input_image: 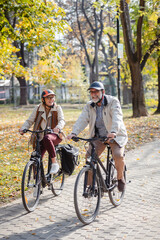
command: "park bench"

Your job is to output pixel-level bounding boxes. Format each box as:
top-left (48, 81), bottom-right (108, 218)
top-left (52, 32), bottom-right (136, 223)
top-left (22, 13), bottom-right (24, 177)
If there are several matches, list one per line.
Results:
top-left (0, 91), bottom-right (6, 103)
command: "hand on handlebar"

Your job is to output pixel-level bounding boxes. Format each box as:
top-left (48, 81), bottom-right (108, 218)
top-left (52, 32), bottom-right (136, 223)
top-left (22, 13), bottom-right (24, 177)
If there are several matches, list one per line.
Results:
top-left (105, 133), bottom-right (116, 143)
top-left (46, 128), bottom-right (53, 134)
top-left (19, 128), bottom-right (60, 135)
top-left (72, 136), bottom-right (79, 142)
top-left (19, 128), bottom-right (25, 135)
top-left (66, 133), bottom-right (77, 140)
top-left (53, 127), bottom-right (60, 134)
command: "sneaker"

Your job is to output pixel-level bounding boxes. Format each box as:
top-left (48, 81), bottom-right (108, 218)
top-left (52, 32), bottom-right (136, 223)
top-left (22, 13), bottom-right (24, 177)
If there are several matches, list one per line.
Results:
top-left (50, 163), bottom-right (59, 174)
top-left (118, 179), bottom-right (126, 192)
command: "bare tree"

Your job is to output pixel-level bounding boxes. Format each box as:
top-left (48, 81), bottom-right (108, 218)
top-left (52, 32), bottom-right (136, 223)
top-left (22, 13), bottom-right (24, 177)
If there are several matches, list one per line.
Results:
top-left (58, 0), bottom-right (119, 87)
top-left (75, 0), bottom-right (104, 83)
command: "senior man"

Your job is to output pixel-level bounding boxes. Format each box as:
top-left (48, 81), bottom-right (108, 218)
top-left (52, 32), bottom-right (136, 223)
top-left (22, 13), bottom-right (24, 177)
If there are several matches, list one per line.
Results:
top-left (67, 81), bottom-right (128, 192)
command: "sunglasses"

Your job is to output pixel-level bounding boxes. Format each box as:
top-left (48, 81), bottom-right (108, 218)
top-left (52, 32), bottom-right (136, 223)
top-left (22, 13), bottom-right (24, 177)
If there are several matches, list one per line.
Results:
top-left (89, 90), bottom-right (99, 94)
top-left (46, 96), bottom-right (55, 100)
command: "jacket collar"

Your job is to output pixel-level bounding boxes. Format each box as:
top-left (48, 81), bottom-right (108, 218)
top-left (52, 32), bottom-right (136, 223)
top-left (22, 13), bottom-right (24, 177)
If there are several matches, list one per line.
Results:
top-left (90, 95), bottom-right (108, 108)
top-left (38, 103), bottom-right (56, 120)
top-left (38, 103), bottom-right (56, 112)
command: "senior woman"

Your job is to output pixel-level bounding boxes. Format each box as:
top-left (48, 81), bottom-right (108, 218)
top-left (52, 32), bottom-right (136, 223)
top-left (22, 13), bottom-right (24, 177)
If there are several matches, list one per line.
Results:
top-left (19, 89), bottom-right (65, 174)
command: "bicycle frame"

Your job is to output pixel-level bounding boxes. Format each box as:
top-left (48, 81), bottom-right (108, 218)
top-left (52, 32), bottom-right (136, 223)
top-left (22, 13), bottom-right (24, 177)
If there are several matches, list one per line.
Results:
top-left (31, 132), bottom-right (47, 188)
top-left (26, 129), bottom-right (52, 188)
top-left (85, 141), bottom-right (116, 194)
top-left (33, 134), bottom-right (64, 188)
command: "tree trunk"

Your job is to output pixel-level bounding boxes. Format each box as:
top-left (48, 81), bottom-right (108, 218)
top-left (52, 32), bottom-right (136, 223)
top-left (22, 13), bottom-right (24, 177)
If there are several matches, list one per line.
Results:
top-left (89, 66), bottom-right (97, 83)
top-left (130, 62), bottom-right (148, 117)
top-left (122, 83), bottom-right (132, 105)
top-left (154, 54), bottom-right (160, 114)
top-left (14, 41), bottom-right (28, 105)
top-left (120, 0), bottom-right (148, 117)
top-left (17, 77), bottom-right (27, 105)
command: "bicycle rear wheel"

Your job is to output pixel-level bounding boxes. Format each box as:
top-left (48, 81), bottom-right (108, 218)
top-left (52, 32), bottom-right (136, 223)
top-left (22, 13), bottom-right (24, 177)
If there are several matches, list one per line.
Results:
top-left (51, 149), bottom-right (65, 196)
top-left (108, 160), bottom-right (126, 206)
top-left (74, 165), bottom-right (101, 225)
top-left (21, 160), bottom-right (41, 212)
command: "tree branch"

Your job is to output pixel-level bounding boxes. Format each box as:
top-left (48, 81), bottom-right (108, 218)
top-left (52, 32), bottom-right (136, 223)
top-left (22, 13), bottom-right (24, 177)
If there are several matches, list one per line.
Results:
top-left (92, 8), bottom-right (104, 68)
top-left (72, 29), bottom-right (83, 46)
top-left (97, 9), bottom-right (103, 48)
top-left (136, 0), bottom-right (145, 62)
top-left (82, 0), bottom-right (95, 32)
top-left (107, 33), bottom-right (117, 48)
top-left (76, 0), bottom-right (91, 66)
top-left (101, 42), bottom-right (109, 68)
top-left (120, 0), bottom-right (135, 62)
top-left (14, 41), bottom-right (27, 67)
top-left (141, 34), bottom-right (160, 70)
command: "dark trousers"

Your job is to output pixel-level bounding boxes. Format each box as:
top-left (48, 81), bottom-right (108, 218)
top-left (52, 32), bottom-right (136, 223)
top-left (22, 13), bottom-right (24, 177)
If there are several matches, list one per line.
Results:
top-left (40, 133), bottom-right (62, 159)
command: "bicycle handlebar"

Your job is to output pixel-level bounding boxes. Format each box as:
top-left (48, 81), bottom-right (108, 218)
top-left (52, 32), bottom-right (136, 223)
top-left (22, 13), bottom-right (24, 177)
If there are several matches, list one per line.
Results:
top-left (72, 136), bottom-right (110, 143)
top-left (23, 129), bottom-right (52, 134)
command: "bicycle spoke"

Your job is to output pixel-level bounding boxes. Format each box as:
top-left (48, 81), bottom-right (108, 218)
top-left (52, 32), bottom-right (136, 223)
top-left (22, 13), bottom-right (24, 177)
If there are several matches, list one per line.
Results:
top-left (74, 166), bottom-right (101, 224)
top-left (108, 161), bottom-right (125, 206)
top-left (21, 161), bottom-right (41, 212)
top-left (50, 150), bottom-right (65, 196)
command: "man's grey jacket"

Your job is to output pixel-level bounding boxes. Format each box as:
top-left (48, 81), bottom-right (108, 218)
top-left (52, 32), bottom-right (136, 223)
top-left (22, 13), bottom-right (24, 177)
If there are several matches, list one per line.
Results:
top-left (72, 95), bottom-right (128, 147)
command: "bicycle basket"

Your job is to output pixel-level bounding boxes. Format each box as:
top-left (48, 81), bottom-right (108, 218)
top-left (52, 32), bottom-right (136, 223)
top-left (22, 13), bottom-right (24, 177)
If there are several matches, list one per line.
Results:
top-left (59, 144), bottom-right (79, 176)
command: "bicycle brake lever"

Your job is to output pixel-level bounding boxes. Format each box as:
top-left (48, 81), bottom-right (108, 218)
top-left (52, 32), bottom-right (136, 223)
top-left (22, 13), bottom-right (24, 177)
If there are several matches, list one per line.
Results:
top-left (72, 136), bottom-right (79, 142)
top-left (47, 129), bottom-right (53, 134)
top-left (100, 136), bottom-right (108, 142)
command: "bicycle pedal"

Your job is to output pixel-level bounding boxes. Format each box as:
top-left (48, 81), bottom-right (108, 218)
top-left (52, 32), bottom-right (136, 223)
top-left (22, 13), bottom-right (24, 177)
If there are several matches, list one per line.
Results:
top-left (45, 173), bottom-right (50, 178)
top-left (83, 192), bottom-right (89, 198)
top-left (40, 189), bottom-right (43, 194)
top-left (101, 190), bottom-right (104, 198)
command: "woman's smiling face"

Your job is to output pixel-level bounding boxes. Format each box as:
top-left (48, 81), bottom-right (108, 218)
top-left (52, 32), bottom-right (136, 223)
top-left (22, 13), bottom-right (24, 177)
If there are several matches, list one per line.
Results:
top-left (44, 94), bottom-right (55, 106)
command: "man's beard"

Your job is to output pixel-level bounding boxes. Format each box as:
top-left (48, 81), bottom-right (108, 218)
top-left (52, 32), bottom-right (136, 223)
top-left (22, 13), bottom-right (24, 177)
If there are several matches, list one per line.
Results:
top-left (92, 92), bottom-right (103, 103)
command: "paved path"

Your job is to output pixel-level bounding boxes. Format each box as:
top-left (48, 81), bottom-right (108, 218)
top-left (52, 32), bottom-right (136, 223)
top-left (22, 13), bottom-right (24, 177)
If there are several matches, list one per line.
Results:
top-left (0, 140), bottom-right (160, 240)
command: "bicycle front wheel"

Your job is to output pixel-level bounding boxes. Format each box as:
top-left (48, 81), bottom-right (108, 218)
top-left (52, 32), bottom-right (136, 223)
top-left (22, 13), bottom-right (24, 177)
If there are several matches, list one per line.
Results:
top-left (21, 160), bottom-right (41, 212)
top-left (51, 149), bottom-right (65, 196)
top-left (74, 165), bottom-right (101, 225)
top-left (108, 161), bottom-right (126, 206)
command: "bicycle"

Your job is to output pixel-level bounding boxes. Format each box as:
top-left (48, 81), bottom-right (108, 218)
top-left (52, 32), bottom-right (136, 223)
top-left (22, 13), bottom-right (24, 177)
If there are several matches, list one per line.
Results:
top-left (72, 136), bottom-right (126, 225)
top-left (21, 129), bottom-right (65, 212)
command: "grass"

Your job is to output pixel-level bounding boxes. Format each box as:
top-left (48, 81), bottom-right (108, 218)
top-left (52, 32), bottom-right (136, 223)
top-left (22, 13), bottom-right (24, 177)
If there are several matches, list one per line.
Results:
top-left (0, 105), bottom-right (160, 205)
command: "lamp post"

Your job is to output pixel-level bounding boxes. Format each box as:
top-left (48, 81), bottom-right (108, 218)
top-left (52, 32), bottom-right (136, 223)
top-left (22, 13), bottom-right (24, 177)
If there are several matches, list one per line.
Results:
top-left (11, 73), bottom-right (16, 107)
top-left (94, 1), bottom-right (99, 82)
top-left (117, 10), bottom-right (121, 103)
